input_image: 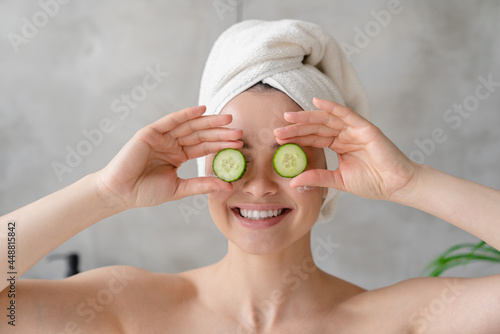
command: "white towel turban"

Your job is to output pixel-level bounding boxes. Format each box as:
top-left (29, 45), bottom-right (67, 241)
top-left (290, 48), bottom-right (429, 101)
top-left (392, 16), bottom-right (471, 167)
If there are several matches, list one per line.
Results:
top-left (196, 19), bottom-right (370, 222)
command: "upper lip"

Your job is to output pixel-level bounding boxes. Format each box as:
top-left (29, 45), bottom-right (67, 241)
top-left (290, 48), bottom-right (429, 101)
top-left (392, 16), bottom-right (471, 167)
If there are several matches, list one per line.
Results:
top-left (231, 204), bottom-right (292, 211)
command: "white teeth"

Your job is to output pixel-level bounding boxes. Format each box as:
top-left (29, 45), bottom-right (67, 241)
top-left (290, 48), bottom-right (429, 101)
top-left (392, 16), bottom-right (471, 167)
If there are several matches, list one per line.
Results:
top-left (239, 208), bottom-right (285, 220)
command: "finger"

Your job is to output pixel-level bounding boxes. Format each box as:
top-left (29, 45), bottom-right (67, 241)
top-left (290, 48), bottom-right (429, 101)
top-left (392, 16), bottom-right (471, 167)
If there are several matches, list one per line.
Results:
top-left (289, 169), bottom-right (346, 192)
top-left (312, 97), bottom-right (370, 127)
top-left (184, 140), bottom-right (244, 160)
top-left (283, 109), bottom-right (346, 130)
top-left (274, 123), bottom-right (340, 140)
top-left (150, 105), bottom-right (207, 134)
top-left (168, 113), bottom-right (234, 139)
top-left (174, 177), bottom-right (233, 200)
top-left (275, 135), bottom-right (334, 149)
top-left (177, 128), bottom-right (243, 146)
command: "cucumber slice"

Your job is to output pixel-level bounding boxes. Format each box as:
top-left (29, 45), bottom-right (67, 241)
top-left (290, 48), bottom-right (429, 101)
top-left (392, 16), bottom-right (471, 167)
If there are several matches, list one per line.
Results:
top-left (212, 149), bottom-right (247, 182)
top-left (273, 143), bottom-right (307, 178)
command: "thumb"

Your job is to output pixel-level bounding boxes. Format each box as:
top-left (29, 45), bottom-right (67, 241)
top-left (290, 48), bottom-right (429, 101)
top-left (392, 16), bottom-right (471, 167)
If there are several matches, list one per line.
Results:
top-left (289, 169), bottom-right (346, 192)
top-left (174, 177), bottom-right (233, 200)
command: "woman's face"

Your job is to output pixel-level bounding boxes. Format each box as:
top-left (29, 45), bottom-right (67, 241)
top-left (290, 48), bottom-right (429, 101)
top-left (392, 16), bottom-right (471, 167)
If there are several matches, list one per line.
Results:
top-left (206, 90), bottom-right (328, 255)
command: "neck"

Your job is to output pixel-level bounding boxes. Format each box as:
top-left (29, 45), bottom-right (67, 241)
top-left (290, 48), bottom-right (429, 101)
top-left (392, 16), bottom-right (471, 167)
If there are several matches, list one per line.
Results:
top-left (210, 232), bottom-right (330, 329)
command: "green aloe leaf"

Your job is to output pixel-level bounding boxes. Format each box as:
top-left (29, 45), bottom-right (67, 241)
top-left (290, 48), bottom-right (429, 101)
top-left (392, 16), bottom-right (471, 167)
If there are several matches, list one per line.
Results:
top-left (424, 240), bottom-right (500, 277)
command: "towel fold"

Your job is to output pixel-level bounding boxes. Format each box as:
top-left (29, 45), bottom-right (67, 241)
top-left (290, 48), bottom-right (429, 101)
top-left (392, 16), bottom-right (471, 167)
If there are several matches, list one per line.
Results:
top-left (197, 19), bottom-right (370, 222)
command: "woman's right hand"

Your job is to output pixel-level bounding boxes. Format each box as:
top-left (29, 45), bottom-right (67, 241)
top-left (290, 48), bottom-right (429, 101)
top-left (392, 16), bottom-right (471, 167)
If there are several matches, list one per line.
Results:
top-left (94, 105), bottom-right (243, 210)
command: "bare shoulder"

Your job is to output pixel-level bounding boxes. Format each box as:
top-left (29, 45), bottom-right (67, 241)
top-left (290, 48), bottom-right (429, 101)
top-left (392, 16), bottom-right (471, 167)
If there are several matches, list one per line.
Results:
top-left (331, 277), bottom-right (435, 333)
top-left (3, 265), bottom-right (141, 333)
top-left (89, 265), bottom-right (200, 332)
top-left (337, 274), bottom-right (500, 333)
top-left (2, 265), bottom-right (189, 333)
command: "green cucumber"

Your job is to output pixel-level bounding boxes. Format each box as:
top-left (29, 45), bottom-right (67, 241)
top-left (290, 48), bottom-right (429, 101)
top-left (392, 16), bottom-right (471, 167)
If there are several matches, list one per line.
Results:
top-left (273, 143), bottom-right (307, 178)
top-left (212, 149), bottom-right (247, 182)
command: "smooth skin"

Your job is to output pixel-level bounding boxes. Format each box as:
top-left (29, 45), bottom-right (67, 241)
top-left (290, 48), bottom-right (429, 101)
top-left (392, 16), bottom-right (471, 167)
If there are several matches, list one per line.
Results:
top-left (1, 90), bottom-right (500, 333)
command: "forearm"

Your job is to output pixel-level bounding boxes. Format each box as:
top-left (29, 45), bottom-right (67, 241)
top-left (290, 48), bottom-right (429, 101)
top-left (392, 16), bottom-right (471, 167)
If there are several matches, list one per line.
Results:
top-left (395, 164), bottom-right (500, 249)
top-left (0, 173), bottom-right (124, 291)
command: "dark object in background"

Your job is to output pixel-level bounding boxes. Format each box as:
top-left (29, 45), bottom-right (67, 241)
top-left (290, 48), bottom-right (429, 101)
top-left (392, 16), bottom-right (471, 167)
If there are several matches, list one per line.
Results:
top-left (48, 252), bottom-right (79, 277)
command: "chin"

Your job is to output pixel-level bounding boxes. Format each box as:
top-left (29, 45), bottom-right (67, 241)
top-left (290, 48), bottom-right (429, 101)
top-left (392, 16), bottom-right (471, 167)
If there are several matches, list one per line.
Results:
top-left (227, 225), bottom-right (313, 256)
top-left (233, 235), bottom-right (286, 255)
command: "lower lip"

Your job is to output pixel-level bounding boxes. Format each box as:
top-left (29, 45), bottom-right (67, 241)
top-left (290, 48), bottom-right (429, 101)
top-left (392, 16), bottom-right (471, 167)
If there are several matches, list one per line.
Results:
top-left (232, 209), bottom-right (291, 229)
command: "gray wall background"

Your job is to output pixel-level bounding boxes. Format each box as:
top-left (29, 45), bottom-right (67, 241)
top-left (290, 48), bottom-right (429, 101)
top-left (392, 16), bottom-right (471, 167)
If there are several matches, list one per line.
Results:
top-left (1, 0), bottom-right (499, 290)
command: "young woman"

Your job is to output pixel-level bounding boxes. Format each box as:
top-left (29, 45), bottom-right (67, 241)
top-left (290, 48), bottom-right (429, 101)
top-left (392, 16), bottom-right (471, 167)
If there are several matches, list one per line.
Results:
top-left (1, 83), bottom-right (500, 333)
top-left (2, 19), bottom-right (500, 333)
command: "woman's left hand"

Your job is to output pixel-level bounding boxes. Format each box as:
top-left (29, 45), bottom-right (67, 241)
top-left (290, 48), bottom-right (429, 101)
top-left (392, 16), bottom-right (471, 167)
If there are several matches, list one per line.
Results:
top-left (273, 97), bottom-right (418, 201)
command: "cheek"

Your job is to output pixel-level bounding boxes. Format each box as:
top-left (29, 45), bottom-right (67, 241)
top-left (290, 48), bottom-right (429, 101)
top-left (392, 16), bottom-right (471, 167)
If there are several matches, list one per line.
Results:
top-left (208, 192), bottom-right (223, 208)
top-left (288, 187), bottom-right (324, 216)
top-left (208, 191), bottom-right (231, 222)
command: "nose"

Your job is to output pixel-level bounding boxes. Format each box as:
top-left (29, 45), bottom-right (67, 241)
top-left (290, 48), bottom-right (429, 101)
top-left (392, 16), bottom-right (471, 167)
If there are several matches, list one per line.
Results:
top-left (241, 160), bottom-right (279, 198)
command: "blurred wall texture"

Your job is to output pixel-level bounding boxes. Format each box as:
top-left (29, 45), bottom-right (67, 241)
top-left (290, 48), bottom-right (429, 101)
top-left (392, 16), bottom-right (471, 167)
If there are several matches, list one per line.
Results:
top-left (1, 0), bottom-right (499, 290)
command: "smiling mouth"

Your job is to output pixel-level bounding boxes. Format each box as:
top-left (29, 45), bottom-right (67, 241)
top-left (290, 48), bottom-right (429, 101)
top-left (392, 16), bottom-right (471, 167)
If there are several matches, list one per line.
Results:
top-left (235, 208), bottom-right (290, 220)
